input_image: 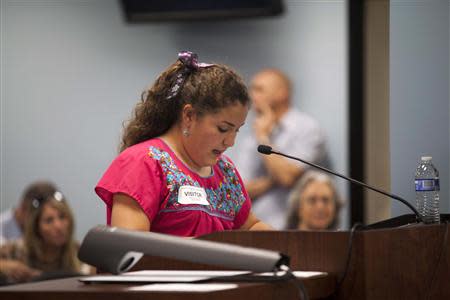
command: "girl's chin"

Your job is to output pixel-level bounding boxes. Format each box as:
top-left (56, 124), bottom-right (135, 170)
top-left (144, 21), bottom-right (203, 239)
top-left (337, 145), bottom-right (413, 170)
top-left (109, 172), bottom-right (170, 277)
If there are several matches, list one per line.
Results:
top-left (206, 155), bottom-right (219, 165)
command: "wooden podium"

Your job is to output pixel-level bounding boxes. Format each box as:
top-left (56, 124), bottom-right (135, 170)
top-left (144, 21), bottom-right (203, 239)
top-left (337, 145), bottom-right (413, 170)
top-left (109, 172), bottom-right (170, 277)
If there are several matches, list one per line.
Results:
top-left (1, 220), bottom-right (449, 300)
top-left (131, 221), bottom-right (450, 300)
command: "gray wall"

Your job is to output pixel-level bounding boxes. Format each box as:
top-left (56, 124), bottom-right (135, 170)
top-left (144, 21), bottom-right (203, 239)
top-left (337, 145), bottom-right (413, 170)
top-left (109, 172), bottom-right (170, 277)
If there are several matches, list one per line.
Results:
top-left (1, 0), bottom-right (348, 240)
top-left (390, 0), bottom-right (450, 216)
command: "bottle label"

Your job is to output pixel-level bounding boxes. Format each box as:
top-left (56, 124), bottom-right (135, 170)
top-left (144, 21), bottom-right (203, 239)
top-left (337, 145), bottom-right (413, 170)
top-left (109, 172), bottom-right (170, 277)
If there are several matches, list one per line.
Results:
top-left (415, 178), bottom-right (440, 191)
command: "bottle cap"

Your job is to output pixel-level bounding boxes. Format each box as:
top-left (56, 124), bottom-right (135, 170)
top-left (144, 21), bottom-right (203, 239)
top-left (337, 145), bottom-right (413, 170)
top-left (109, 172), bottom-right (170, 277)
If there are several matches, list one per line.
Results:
top-left (421, 156), bottom-right (432, 161)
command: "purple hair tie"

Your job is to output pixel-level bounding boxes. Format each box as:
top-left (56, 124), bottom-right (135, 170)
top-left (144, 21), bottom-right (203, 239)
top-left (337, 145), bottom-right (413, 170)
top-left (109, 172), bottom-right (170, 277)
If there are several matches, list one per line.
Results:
top-left (166, 51), bottom-right (214, 100)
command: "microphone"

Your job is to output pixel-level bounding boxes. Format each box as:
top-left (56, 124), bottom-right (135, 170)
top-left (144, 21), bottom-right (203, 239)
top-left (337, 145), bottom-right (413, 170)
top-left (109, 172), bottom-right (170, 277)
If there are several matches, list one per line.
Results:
top-left (257, 144), bottom-right (422, 222)
top-left (78, 225), bottom-right (290, 274)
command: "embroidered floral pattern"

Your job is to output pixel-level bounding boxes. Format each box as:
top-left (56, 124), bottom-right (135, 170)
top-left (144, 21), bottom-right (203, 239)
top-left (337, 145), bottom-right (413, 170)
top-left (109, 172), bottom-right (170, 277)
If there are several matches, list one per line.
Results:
top-left (148, 146), bottom-right (246, 220)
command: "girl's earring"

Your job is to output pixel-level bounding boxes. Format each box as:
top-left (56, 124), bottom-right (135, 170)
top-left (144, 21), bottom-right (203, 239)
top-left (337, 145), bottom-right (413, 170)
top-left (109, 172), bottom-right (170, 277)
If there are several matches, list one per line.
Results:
top-left (182, 129), bottom-right (190, 137)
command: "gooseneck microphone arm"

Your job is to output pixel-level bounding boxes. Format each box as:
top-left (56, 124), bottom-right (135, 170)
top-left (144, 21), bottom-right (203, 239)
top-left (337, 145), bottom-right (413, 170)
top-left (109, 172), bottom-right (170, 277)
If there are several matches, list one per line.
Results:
top-left (257, 144), bottom-right (422, 222)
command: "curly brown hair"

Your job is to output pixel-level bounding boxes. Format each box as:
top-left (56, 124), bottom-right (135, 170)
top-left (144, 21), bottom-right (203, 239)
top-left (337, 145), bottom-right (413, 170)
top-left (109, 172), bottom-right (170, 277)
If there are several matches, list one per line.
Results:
top-left (119, 60), bottom-right (250, 152)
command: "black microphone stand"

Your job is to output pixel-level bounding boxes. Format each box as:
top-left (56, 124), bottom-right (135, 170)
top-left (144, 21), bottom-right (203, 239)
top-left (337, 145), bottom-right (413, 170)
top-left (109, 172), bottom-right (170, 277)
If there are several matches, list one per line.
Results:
top-left (257, 144), bottom-right (422, 224)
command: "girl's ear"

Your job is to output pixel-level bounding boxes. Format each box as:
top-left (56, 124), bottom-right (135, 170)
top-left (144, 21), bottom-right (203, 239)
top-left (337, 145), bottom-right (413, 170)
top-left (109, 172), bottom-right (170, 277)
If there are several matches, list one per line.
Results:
top-left (181, 103), bottom-right (196, 128)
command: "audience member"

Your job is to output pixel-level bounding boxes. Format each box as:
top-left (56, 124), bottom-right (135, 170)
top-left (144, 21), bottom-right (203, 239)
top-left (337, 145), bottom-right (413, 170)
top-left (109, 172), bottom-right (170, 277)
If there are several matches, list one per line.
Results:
top-left (234, 68), bottom-right (327, 229)
top-left (0, 182), bottom-right (57, 245)
top-left (0, 188), bottom-right (90, 284)
top-left (95, 51), bottom-right (272, 238)
top-left (286, 171), bottom-right (343, 230)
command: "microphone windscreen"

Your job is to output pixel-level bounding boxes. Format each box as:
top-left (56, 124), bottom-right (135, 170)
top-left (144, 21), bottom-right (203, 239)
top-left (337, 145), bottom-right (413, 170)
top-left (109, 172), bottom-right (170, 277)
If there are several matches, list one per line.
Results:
top-left (79, 225), bottom-right (288, 274)
top-left (257, 145), bottom-right (272, 155)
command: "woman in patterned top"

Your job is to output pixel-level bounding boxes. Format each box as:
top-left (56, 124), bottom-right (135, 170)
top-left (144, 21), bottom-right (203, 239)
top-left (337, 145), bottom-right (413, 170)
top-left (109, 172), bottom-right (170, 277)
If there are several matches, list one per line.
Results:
top-left (95, 51), bottom-right (272, 237)
top-left (0, 190), bottom-right (90, 284)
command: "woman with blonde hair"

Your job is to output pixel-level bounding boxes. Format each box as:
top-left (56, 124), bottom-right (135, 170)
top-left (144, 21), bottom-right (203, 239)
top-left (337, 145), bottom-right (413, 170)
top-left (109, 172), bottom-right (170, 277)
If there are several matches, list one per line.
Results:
top-left (286, 171), bottom-right (343, 230)
top-left (0, 183), bottom-right (90, 284)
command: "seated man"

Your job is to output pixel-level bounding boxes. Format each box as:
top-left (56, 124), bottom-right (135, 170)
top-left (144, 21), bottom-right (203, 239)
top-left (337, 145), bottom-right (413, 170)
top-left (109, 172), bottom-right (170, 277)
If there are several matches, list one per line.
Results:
top-left (234, 69), bottom-right (327, 229)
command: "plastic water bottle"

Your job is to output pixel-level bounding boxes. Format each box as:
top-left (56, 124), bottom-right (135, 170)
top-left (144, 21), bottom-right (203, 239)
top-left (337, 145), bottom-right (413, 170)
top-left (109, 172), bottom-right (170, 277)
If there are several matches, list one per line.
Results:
top-left (415, 156), bottom-right (440, 224)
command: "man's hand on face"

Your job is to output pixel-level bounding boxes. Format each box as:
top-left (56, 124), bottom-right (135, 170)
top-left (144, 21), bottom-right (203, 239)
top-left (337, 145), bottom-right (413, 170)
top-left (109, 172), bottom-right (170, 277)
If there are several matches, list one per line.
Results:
top-left (253, 101), bottom-right (276, 143)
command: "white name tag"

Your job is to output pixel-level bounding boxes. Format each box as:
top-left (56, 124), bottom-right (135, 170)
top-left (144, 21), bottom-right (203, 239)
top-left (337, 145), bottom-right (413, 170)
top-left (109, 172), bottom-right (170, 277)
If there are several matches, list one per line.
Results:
top-left (177, 186), bottom-right (209, 205)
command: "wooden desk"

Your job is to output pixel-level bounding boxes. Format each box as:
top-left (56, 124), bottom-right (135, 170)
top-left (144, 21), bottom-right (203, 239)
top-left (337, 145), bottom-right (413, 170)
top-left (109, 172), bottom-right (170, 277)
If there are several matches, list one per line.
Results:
top-left (6, 218), bottom-right (447, 299)
top-left (0, 274), bottom-right (335, 300)
top-left (130, 224), bottom-right (450, 299)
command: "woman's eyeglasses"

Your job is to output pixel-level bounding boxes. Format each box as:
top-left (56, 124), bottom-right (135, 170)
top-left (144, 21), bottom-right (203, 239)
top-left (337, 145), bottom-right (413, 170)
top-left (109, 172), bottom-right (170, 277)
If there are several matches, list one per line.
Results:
top-left (31, 191), bottom-right (64, 209)
top-left (304, 196), bottom-right (333, 206)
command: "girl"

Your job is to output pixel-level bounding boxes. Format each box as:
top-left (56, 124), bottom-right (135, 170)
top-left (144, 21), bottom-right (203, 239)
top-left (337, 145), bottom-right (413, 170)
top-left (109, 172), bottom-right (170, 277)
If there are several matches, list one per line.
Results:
top-left (96, 51), bottom-right (272, 237)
